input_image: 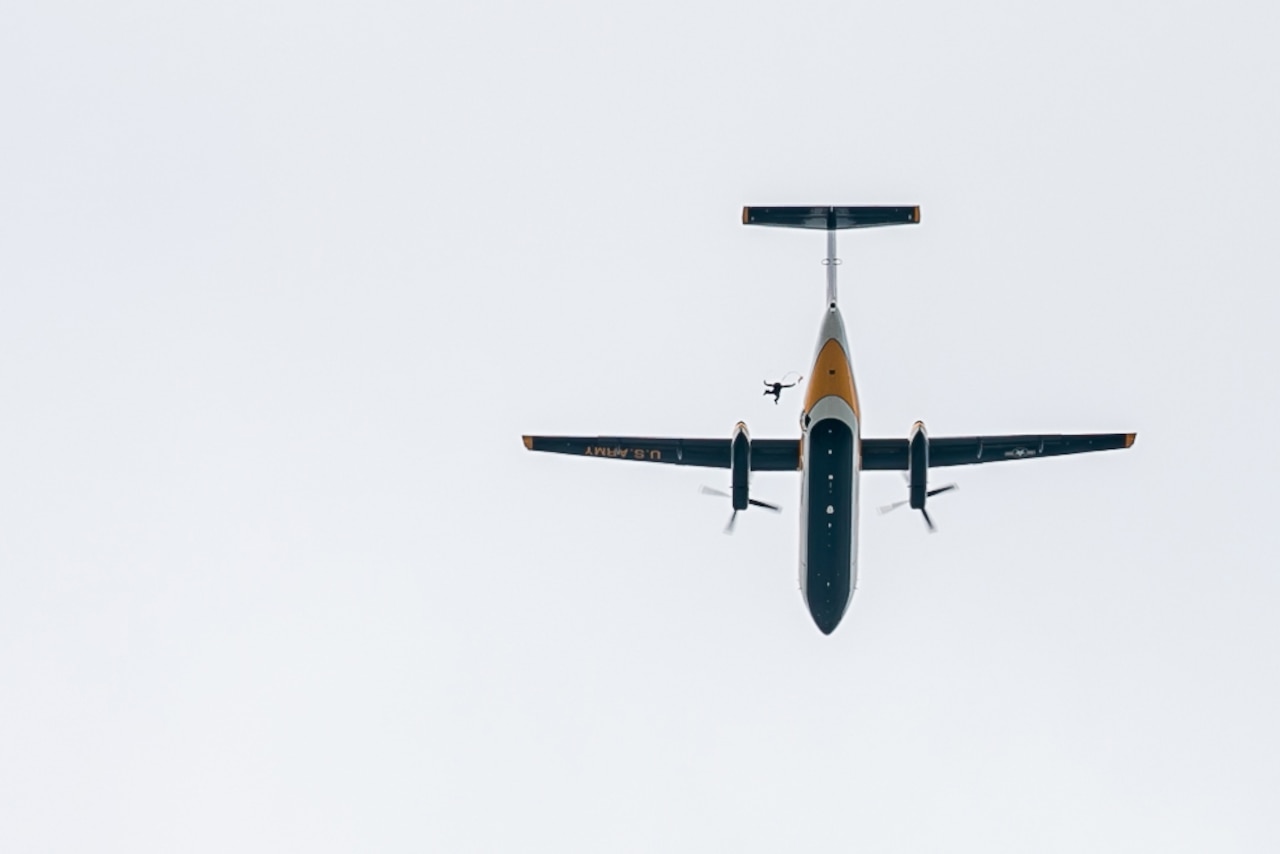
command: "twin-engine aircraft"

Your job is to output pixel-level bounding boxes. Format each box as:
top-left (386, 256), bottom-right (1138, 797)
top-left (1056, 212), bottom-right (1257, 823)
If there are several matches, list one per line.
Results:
top-left (523, 206), bottom-right (1135, 634)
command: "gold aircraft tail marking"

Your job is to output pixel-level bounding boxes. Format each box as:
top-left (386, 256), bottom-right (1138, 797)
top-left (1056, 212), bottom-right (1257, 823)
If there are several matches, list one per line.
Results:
top-left (803, 338), bottom-right (859, 416)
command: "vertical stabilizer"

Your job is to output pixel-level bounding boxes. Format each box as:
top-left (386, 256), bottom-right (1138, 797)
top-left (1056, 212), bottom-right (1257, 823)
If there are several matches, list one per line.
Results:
top-left (825, 230), bottom-right (838, 306)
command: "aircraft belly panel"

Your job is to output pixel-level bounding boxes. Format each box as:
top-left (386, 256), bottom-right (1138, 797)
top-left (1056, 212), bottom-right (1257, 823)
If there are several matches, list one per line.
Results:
top-left (801, 416), bottom-right (858, 634)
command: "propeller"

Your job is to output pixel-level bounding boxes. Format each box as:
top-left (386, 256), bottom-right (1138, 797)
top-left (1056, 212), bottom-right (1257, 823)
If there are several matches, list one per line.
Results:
top-left (700, 486), bottom-right (781, 534)
top-left (878, 483), bottom-right (958, 533)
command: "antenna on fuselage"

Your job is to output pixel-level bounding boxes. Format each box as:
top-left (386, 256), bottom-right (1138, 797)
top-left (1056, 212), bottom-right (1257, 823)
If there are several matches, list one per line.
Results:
top-left (741, 205), bottom-right (922, 307)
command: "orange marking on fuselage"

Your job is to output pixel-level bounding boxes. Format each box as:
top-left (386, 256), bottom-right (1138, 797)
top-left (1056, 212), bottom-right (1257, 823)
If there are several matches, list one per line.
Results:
top-left (803, 338), bottom-right (859, 417)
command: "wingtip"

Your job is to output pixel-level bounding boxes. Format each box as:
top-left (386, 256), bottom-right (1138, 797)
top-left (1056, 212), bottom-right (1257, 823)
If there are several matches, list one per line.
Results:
top-left (1125, 433), bottom-right (1137, 448)
top-left (522, 435), bottom-right (533, 450)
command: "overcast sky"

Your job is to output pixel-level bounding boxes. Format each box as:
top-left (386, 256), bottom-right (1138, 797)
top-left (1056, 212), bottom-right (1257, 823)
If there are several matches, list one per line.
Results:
top-left (4, 1), bottom-right (1280, 851)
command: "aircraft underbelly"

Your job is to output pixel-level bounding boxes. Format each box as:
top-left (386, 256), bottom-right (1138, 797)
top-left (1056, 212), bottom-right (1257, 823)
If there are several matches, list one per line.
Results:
top-left (800, 415), bottom-right (859, 634)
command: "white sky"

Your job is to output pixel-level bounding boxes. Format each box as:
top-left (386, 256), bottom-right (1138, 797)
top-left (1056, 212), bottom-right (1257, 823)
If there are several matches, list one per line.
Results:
top-left (4, 1), bottom-right (1279, 851)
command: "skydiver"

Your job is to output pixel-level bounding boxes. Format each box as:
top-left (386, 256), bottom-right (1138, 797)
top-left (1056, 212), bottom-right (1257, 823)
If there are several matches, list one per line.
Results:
top-left (763, 378), bottom-right (799, 404)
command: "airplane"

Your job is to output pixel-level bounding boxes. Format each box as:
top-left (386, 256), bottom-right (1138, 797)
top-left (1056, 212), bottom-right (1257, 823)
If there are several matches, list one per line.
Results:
top-left (522, 206), bottom-right (1136, 635)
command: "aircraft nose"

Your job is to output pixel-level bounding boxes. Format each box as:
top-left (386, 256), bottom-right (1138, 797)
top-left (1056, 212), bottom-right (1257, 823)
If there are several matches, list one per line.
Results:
top-left (808, 597), bottom-right (847, 635)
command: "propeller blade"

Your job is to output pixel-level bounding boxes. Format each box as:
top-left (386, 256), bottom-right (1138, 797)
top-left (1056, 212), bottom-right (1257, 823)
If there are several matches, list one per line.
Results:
top-left (927, 484), bottom-right (958, 498)
top-left (878, 499), bottom-right (910, 515)
top-left (724, 510), bottom-right (739, 535)
top-left (748, 498), bottom-right (782, 512)
top-left (700, 485), bottom-right (730, 499)
top-left (921, 507), bottom-right (936, 533)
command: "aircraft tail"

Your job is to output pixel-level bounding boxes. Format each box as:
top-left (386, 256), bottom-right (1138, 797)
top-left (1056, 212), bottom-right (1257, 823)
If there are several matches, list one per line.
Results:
top-left (742, 206), bottom-right (920, 230)
top-left (742, 205), bottom-right (921, 307)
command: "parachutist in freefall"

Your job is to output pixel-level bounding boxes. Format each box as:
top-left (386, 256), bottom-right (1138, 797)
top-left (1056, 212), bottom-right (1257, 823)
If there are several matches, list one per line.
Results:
top-left (763, 377), bottom-right (800, 404)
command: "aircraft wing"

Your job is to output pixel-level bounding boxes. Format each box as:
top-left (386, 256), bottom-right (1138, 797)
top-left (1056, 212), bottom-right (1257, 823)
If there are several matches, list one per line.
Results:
top-left (860, 433), bottom-right (1136, 470)
top-left (522, 436), bottom-right (802, 471)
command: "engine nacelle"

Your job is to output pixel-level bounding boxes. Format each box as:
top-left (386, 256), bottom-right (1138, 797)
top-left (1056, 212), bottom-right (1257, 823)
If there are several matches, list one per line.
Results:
top-left (700, 421), bottom-right (778, 533)
top-left (908, 420), bottom-right (929, 509)
top-left (731, 421), bottom-right (751, 510)
top-left (879, 420), bottom-right (955, 532)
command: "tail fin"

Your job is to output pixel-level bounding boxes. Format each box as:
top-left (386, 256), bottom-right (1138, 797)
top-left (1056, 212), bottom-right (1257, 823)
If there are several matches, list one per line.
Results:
top-left (743, 205), bottom-right (921, 307)
top-left (742, 205), bottom-right (920, 230)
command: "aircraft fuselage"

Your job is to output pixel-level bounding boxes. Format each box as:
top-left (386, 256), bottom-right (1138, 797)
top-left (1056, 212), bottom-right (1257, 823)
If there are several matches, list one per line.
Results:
top-left (798, 304), bottom-right (860, 634)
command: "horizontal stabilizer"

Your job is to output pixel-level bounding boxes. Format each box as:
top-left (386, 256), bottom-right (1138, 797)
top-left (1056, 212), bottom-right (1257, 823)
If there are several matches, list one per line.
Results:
top-left (743, 205), bottom-right (920, 230)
